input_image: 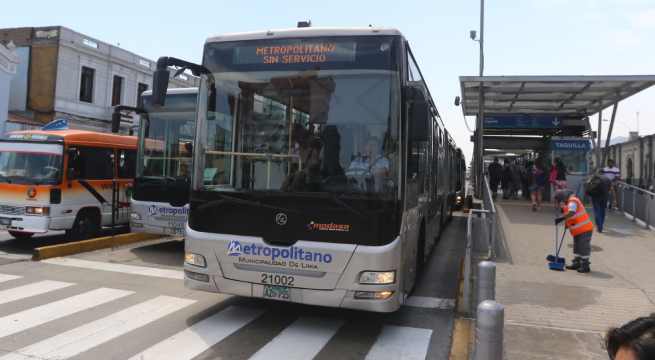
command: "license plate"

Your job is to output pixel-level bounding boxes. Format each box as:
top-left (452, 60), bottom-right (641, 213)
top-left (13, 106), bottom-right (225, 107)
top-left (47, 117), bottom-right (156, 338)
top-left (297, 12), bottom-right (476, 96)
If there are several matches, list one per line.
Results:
top-left (263, 285), bottom-right (290, 301)
top-left (0, 218), bottom-right (11, 226)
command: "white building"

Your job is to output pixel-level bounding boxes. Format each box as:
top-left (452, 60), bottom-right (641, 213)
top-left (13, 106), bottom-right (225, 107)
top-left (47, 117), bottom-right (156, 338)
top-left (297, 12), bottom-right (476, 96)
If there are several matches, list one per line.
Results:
top-left (0, 42), bottom-right (20, 134)
top-left (0, 26), bottom-right (197, 133)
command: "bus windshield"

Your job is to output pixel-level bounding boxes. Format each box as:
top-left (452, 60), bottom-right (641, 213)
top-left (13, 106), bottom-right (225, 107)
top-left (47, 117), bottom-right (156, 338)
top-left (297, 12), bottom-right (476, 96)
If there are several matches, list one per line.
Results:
top-left (0, 142), bottom-right (63, 185)
top-left (199, 36), bottom-right (400, 198)
top-left (138, 93), bottom-right (196, 181)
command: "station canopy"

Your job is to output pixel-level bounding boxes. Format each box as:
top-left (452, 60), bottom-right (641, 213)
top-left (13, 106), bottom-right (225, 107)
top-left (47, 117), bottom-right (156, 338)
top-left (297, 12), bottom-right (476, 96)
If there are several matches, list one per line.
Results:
top-left (459, 75), bottom-right (655, 117)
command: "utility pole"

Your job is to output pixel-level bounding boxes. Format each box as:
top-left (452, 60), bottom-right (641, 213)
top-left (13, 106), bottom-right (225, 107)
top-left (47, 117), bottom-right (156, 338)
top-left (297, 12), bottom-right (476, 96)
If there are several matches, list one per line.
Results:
top-left (476, 0), bottom-right (485, 196)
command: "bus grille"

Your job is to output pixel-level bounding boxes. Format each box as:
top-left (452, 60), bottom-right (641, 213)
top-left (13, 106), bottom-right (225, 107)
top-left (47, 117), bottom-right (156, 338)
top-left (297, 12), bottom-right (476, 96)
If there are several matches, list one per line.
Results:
top-left (0, 205), bottom-right (25, 216)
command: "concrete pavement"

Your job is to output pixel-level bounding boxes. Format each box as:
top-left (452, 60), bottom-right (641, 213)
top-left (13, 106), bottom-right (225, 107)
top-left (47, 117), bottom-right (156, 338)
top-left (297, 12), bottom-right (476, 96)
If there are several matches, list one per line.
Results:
top-left (495, 200), bottom-right (655, 359)
top-left (0, 215), bottom-right (467, 360)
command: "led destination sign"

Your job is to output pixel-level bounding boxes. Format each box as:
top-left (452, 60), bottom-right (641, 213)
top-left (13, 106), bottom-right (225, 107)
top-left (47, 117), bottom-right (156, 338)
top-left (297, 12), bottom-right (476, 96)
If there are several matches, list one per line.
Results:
top-left (234, 41), bottom-right (357, 65)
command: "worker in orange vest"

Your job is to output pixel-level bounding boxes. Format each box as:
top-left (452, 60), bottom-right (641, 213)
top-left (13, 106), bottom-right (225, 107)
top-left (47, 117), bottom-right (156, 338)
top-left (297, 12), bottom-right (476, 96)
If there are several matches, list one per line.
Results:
top-left (554, 190), bottom-right (594, 273)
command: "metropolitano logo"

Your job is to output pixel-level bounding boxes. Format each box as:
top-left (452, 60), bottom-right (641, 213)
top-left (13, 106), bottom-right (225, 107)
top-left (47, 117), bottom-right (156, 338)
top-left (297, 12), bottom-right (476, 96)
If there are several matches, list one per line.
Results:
top-left (227, 240), bottom-right (242, 256)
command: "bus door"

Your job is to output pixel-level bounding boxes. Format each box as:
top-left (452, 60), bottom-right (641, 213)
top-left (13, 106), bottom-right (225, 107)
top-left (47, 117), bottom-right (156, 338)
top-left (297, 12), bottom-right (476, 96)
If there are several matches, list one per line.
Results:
top-left (115, 149), bottom-right (135, 225)
top-left (66, 147), bottom-right (116, 226)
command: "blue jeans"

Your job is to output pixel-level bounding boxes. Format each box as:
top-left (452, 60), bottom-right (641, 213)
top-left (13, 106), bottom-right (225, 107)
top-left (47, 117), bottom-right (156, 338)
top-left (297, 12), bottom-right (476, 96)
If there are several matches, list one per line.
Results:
top-left (592, 197), bottom-right (608, 232)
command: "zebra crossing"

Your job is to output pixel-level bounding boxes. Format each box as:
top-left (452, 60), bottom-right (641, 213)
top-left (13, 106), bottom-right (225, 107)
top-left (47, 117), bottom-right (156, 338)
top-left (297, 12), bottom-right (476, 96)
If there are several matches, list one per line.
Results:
top-left (0, 272), bottom-right (444, 360)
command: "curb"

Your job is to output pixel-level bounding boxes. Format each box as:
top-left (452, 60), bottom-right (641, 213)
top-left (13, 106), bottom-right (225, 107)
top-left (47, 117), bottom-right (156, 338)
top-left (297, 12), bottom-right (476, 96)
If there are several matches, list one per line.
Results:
top-left (449, 318), bottom-right (473, 360)
top-left (32, 233), bottom-right (164, 260)
top-left (450, 251), bottom-right (474, 359)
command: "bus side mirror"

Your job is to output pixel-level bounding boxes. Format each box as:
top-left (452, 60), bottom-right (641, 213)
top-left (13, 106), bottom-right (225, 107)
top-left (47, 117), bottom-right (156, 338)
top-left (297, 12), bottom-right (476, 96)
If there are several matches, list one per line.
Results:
top-left (152, 57), bottom-right (170, 106)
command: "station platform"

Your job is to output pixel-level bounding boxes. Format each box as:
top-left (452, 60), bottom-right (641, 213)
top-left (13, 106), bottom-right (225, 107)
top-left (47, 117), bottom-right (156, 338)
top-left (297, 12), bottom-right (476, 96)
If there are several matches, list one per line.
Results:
top-left (493, 199), bottom-right (655, 359)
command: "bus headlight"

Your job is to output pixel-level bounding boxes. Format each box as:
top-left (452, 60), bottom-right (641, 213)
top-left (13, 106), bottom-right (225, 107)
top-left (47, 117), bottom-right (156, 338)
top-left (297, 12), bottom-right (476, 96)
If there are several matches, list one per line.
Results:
top-left (130, 212), bottom-right (142, 221)
top-left (359, 271), bottom-right (395, 285)
top-left (185, 253), bottom-right (206, 268)
top-left (354, 291), bottom-right (394, 300)
top-left (25, 206), bottom-right (50, 216)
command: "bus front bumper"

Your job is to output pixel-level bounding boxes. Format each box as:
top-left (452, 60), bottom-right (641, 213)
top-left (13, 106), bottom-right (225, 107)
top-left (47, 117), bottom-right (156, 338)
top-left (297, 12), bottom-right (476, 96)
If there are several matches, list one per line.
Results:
top-left (184, 269), bottom-right (402, 313)
top-left (0, 215), bottom-right (50, 234)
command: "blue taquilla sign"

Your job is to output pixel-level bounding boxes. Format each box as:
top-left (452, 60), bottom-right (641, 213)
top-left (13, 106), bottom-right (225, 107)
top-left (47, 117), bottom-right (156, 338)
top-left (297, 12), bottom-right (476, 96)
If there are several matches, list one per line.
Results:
top-left (550, 139), bottom-right (591, 151)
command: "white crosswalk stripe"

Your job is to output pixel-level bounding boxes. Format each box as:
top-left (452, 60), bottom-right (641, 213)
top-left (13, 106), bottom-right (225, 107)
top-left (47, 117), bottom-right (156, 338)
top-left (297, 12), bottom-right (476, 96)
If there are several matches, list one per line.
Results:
top-left (42, 258), bottom-right (184, 279)
top-left (0, 287), bottom-right (133, 338)
top-left (0, 276), bottom-right (443, 359)
top-left (249, 317), bottom-right (344, 360)
top-left (0, 280), bottom-right (74, 306)
top-left (365, 325), bottom-right (433, 360)
top-left (0, 273), bottom-right (21, 283)
top-left (128, 305), bottom-right (265, 360)
top-left (1, 295), bottom-right (195, 360)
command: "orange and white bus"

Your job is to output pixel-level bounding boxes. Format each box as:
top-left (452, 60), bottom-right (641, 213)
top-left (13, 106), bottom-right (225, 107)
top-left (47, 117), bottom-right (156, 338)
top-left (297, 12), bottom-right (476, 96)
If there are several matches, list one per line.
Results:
top-left (0, 130), bottom-right (137, 240)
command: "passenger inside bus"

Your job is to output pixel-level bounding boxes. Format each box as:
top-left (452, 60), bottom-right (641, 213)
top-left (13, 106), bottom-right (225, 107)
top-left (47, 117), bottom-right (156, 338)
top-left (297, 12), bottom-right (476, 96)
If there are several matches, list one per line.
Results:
top-left (347, 137), bottom-right (391, 192)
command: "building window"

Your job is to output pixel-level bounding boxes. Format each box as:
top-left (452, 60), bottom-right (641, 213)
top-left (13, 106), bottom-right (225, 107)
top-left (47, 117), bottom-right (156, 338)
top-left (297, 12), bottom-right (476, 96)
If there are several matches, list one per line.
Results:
top-left (112, 75), bottom-right (124, 106)
top-left (79, 66), bottom-right (95, 103)
top-left (137, 83), bottom-right (148, 108)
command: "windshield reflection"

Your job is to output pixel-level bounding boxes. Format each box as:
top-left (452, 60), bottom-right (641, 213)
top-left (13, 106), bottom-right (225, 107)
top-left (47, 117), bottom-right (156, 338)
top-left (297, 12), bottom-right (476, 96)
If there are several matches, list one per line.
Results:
top-left (201, 70), bottom-right (398, 197)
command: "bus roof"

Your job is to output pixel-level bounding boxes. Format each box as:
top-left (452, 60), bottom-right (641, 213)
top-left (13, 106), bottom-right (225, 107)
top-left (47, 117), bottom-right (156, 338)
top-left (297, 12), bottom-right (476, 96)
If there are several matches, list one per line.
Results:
top-left (7, 130), bottom-right (137, 149)
top-left (141, 87), bottom-right (198, 97)
top-left (206, 27), bottom-right (403, 44)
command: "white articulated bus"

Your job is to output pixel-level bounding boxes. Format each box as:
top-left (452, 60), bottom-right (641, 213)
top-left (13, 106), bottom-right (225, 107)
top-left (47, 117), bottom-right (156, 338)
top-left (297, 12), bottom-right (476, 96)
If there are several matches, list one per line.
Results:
top-left (129, 88), bottom-right (198, 236)
top-left (152, 26), bottom-right (464, 312)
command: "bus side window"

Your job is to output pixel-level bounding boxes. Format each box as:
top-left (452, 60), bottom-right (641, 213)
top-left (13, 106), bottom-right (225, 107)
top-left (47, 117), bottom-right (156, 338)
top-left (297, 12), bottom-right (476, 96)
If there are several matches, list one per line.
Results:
top-left (75, 147), bottom-right (114, 180)
top-left (118, 150), bottom-right (136, 179)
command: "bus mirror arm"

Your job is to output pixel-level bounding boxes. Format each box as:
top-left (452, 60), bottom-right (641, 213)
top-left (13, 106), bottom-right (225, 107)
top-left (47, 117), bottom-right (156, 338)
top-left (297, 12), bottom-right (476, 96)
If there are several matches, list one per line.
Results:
top-left (153, 57), bottom-right (210, 106)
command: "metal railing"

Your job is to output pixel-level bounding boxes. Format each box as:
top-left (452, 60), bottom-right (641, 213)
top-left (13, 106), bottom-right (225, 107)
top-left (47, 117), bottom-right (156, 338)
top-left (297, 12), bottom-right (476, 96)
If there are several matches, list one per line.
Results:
top-left (462, 175), bottom-right (499, 314)
top-left (615, 181), bottom-right (655, 229)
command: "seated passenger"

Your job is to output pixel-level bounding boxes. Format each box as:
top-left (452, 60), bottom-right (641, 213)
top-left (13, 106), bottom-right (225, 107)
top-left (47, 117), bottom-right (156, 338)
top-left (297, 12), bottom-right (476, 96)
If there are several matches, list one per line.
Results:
top-left (347, 137), bottom-right (390, 192)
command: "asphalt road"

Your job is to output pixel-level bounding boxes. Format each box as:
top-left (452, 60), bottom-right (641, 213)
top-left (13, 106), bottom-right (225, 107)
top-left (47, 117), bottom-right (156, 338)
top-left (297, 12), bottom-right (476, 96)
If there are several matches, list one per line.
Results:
top-left (0, 215), bottom-right (466, 360)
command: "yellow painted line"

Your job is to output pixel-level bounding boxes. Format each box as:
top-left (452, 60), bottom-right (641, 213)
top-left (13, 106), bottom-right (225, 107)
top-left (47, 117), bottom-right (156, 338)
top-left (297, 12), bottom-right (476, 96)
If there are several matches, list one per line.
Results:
top-left (449, 318), bottom-right (473, 360)
top-left (33, 233), bottom-right (164, 261)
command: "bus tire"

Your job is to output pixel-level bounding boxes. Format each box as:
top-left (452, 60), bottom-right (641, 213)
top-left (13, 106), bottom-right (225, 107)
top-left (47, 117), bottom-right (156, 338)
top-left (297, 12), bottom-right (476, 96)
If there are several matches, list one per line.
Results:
top-left (66, 209), bottom-right (100, 241)
top-left (8, 231), bottom-right (33, 240)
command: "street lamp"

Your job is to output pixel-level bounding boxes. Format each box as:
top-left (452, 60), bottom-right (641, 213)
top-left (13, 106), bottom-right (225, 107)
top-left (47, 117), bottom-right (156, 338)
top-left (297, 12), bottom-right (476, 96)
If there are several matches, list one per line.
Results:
top-left (471, 0), bottom-right (485, 196)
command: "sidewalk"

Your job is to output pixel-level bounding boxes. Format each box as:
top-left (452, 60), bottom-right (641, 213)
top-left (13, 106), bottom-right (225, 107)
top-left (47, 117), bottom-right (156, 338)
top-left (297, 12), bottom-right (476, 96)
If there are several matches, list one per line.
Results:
top-left (494, 200), bottom-right (655, 359)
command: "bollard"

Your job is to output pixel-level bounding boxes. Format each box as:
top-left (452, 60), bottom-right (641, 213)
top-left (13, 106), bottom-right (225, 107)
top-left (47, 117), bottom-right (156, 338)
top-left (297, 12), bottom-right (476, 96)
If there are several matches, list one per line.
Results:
top-left (474, 300), bottom-right (504, 360)
top-left (477, 261), bottom-right (496, 306)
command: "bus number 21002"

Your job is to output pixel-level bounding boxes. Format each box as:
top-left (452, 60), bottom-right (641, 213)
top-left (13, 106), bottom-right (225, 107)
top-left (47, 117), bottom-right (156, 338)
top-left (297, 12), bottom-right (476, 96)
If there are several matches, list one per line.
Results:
top-left (261, 273), bottom-right (295, 286)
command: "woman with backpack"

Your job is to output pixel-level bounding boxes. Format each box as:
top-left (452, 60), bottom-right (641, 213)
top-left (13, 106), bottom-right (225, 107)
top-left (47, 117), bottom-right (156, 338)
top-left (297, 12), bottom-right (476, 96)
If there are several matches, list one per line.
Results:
top-left (530, 159), bottom-right (547, 211)
top-left (586, 173), bottom-right (611, 233)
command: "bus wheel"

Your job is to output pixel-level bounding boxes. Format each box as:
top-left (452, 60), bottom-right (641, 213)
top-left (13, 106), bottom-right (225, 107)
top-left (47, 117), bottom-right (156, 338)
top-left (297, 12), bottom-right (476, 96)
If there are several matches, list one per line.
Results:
top-left (8, 231), bottom-right (34, 240)
top-left (66, 210), bottom-right (100, 240)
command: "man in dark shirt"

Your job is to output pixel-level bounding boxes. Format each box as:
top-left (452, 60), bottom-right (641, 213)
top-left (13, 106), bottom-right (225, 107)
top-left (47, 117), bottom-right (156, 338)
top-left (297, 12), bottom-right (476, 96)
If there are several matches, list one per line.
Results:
top-left (488, 158), bottom-right (502, 199)
top-left (588, 174), bottom-right (611, 233)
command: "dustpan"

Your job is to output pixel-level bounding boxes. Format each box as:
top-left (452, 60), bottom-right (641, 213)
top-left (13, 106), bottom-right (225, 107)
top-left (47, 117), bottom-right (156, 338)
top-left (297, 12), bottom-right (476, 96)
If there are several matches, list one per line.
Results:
top-left (547, 223), bottom-right (566, 271)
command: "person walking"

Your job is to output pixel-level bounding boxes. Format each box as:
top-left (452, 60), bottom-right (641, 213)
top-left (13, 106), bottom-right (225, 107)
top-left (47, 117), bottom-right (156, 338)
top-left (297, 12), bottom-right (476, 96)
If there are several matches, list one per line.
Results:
top-left (488, 158), bottom-right (502, 200)
top-left (509, 160), bottom-right (522, 199)
top-left (554, 158), bottom-right (568, 190)
top-left (554, 190), bottom-right (594, 273)
top-left (502, 160), bottom-right (512, 199)
top-left (601, 159), bottom-right (621, 210)
top-left (530, 159), bottom-right (547, 211)
top-left (586, 173), bottom-right (611, 233)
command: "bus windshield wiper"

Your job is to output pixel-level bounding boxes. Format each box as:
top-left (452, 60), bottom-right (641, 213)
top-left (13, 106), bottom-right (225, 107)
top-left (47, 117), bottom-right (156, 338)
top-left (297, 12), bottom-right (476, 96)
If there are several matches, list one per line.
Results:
top-left (330, 194), bottom-right (364, 217)
top-left (197, 193), bottom-right (298, 214)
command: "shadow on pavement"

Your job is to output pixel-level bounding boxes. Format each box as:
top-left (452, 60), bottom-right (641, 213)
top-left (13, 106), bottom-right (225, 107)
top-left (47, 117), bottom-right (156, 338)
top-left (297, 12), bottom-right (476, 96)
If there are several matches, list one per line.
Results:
top-left (129, 239), bottom-right (184, 267)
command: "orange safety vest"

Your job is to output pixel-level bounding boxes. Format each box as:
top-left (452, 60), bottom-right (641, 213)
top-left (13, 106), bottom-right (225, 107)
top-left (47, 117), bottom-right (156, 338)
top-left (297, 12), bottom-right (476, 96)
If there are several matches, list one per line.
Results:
top-left (561, 196), bottom-right (594, 236)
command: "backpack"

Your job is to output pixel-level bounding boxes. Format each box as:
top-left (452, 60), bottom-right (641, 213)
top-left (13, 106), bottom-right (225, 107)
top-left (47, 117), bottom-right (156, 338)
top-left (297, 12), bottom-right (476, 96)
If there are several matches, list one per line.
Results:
top-left (585, 175), bottom-right (602, 196)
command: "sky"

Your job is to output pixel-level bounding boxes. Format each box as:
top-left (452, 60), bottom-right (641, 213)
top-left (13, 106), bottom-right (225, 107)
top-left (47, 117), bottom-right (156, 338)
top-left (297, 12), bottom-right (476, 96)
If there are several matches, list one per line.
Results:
top-left (4, 0), bottom-right (655, 161)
